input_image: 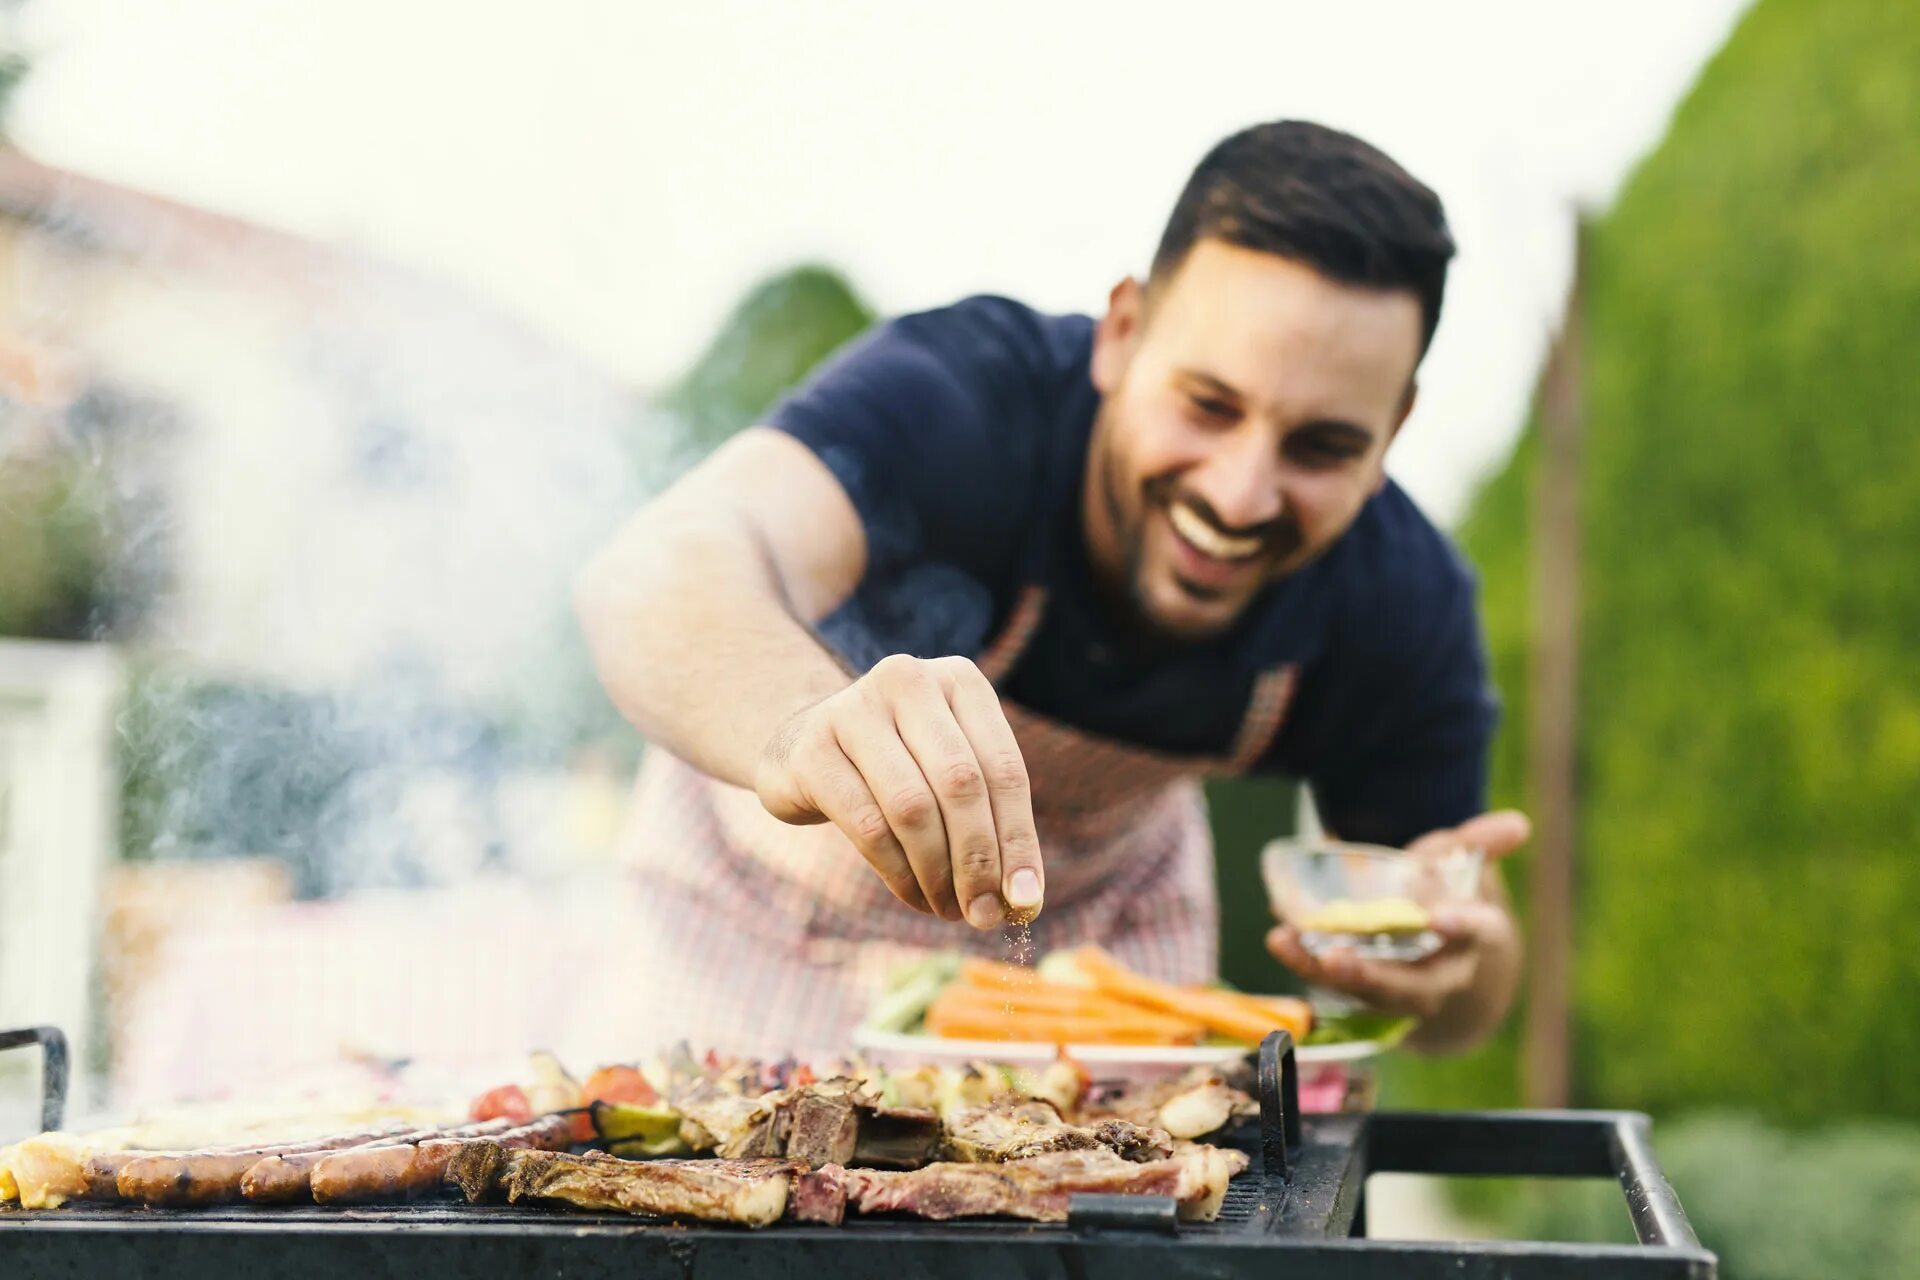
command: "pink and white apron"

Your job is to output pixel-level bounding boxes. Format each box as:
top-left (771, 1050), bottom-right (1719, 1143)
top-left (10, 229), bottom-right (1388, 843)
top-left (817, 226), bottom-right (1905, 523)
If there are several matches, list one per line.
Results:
top-left (588, 583), bottom-right (1299, 1060)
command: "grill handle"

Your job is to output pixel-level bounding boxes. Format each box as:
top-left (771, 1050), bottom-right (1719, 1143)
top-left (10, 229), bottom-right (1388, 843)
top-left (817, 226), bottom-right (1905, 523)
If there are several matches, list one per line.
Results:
top-left (1254, 1029), bottom-right (1299, 1181)
top-left (1364, 1109), bottom-right (1703, 1250)
top-left (0, 1025), bottom-right (69, 1133)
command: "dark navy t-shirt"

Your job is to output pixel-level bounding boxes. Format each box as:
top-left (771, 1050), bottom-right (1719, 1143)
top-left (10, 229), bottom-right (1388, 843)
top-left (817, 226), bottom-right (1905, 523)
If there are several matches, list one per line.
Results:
top-left (766, 295), bottom-right (1496, 847)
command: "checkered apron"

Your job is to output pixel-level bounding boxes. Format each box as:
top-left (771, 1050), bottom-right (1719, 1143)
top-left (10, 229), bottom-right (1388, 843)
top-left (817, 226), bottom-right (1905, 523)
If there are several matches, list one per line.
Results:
top-left (591, 585), bottom-right (1298, 1061)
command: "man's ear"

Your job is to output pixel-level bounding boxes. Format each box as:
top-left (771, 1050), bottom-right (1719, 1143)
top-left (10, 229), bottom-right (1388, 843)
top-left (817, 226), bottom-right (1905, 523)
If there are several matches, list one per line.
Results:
top-left (1090, 276), bottom-right (1145, 395)
top-left (1374, 380), bottom-right (1419, 494)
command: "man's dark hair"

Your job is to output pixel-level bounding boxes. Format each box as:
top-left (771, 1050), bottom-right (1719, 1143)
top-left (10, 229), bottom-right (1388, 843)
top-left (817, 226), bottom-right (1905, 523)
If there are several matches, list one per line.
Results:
top-left (1150, 120), bottom-right (1456, 354)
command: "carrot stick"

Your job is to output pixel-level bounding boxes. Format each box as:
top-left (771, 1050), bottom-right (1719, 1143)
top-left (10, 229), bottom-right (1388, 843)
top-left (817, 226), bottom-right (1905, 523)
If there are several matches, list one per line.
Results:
top-left (929, 991), bottom-right (1196, 1034)
top-left (924, 1005), bottom-right (1193, 1046)
top-left (1189, 988), bottom-right (1314, 1040)
top-left (925, 990), bottom-right (1201, 1045)
top-left (1067, 947), bottom-right (1312, 1044)
top-left (958, 957), bottom-right (1056, 989)
top-left (932, 985), bottom-right (1202, 1035)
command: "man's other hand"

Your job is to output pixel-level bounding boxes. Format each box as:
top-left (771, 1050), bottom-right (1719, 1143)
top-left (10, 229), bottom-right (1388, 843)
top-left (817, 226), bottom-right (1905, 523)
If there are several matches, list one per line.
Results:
top-left (1266, 810), bottom-right (1529, 1047)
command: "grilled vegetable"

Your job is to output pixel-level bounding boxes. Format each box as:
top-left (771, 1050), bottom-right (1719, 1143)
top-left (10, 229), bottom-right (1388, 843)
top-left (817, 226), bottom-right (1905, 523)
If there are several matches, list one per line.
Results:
top-left (469, 1084), bottom-right (534, 1126)
top-left (582, 1065), bottom-right (657, 1107)
top-left (525, 1051), bottom-right (584, 1115)
top-left (865, 952), bottom-right (963, 1033)
top-left (591, 1101), bottom-right (688, 1156)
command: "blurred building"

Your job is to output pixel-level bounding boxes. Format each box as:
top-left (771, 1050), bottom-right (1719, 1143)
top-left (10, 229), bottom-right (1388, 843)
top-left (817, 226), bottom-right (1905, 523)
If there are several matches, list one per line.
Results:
top-left (0, 148), bottom-right (650, 1105)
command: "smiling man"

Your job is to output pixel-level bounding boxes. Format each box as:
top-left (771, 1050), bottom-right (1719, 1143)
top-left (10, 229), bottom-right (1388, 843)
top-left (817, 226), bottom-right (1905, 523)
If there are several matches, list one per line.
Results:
top-left (577, 121), bottom-right (1526, 1057)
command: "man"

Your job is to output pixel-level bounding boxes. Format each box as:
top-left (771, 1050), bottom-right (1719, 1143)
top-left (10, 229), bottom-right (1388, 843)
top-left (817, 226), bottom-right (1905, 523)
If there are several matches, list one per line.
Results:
top-left (576, 121), bottom-right (1526, 1059)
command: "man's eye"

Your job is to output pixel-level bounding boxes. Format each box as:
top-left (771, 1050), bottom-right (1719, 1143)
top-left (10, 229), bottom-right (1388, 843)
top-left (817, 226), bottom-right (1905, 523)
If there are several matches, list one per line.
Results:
top-left (1287, 437), bottom-right (1364, 467)
top-left (1188, 395), bottom-right (1236, 421)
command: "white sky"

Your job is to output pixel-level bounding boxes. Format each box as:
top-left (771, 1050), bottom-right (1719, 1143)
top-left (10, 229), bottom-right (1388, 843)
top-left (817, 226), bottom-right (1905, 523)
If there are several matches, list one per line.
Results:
top-left (12, 0), bottom-right (1749, 523)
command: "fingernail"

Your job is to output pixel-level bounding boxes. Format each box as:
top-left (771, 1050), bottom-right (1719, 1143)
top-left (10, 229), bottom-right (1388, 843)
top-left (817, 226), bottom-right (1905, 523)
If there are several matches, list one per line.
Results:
top-left (967, 895), bottom-right (1005, 928)
top-left (1007, 868), bottom-right (1042, 908)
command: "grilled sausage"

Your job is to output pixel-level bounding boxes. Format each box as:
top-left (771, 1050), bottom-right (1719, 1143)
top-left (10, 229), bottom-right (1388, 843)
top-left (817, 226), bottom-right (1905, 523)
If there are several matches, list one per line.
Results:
top-left (114, 1126), bottom-right (412, 1207)
top-left (310, 1114), bottom-right (572, 1205)
top-left (239, 1119), bottom-right (512, 1204)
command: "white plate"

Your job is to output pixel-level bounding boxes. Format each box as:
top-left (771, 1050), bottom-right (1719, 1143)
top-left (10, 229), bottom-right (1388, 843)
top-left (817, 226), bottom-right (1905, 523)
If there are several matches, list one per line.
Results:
top-left (850, 1026), bottom-right (1382, 1076)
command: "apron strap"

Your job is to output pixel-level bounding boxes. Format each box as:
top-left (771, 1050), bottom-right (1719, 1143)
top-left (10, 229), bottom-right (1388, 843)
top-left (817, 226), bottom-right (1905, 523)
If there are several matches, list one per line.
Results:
top-left (975, 585), bottom-right (1048, 685)
top-left (1223, 664), bottom-right (1299, 774)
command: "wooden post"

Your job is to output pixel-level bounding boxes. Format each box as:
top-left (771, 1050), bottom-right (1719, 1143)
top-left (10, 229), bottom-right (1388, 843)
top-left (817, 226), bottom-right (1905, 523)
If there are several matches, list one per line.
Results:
top-left (1524, 214), bottom-right (1587, 1109)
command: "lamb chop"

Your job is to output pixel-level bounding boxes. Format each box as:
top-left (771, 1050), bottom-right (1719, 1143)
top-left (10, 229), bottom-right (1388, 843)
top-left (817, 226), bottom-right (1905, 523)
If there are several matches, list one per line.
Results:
top-left (449, 1143), bottom-right (799, 1228)
top-left (670, 1079), bottom-right (784, 1157)
top-left (672, 1075), bottom-right (943, 1169)
top-left (1075, 1069), bottom-right (1254, 1141)
top-left (834, 1144), bottom-right (1248, 1223)
top-left (848, 1100), bottom-right (943, 1169)
top-left (447, 1137), bottom-right (1247, 1228)
top-left (942, 1098), bottom-right (1172, 1163)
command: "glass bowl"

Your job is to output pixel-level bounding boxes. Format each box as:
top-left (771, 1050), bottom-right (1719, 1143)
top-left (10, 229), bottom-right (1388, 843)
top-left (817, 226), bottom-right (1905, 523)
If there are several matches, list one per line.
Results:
top-left (1260, 838), bottom-right (1484, 962)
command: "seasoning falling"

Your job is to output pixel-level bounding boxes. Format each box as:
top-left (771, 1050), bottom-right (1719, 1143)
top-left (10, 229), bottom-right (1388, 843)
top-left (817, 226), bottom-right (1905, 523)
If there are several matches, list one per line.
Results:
top-left (1002, 918), bottom-right (1038, 1020)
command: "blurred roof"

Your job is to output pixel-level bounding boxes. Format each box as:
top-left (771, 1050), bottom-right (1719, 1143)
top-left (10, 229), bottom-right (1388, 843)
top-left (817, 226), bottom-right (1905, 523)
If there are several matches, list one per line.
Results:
top-left (0, 144), bottom-right (635, 388)
top-left (0, 143), bottom-right (334, 285)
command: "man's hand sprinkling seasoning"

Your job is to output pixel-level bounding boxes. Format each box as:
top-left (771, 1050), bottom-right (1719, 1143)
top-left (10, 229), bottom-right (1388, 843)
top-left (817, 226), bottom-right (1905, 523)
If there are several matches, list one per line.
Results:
top-left (756, 653), bottom-right (1046, 929)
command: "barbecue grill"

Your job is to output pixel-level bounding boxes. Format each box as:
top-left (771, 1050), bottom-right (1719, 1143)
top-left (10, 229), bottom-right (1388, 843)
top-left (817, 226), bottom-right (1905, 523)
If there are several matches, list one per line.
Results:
top-left (1, 1024), bottom-right (1716, 1278)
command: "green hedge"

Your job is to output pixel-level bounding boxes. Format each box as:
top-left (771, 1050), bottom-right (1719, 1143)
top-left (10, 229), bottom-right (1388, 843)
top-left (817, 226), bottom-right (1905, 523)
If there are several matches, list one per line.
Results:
top-left (663, 264), bottom-right (873, 453)
top-left (0, 450), bottom-right (118, 640)
top-left (1401, 0), bottom-right (1920, 1122)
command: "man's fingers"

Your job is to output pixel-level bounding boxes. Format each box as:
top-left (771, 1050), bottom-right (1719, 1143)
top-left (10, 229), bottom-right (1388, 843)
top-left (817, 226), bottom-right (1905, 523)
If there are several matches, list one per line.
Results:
top-left (938, 657), bottom-right (1044, 922)
top-left (772, 655), bottom-right (1043, 929)
top-left (832, 707), bottom-right (959, 920)
top-left (800, 739), bottom-right (931, 914)
top-left (1266, 927), bottom-right (1468, 1020)
top-left (890, 676), bottom-right (1005, 930)
top-left (1407, 809), bottom-right (1533, 861)
top-left (1428, 899), bottom-right (1511, 946)
top-left (1326, 953), bottom-right (1472, 1020)
top-left (1265, 927), bottom-right (1332, 982)
top-left (1456, 809), bottom-right (1532, 859)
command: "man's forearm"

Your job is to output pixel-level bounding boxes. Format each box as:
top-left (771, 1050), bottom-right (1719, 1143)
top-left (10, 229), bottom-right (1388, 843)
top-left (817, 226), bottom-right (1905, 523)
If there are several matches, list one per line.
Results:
top-left (575, 508), bottom-right (852, 789)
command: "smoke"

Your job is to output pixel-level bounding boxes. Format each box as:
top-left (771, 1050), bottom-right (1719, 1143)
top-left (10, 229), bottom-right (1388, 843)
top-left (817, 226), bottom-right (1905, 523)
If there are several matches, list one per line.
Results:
top-left (73, 245), bottom-right (667, 894)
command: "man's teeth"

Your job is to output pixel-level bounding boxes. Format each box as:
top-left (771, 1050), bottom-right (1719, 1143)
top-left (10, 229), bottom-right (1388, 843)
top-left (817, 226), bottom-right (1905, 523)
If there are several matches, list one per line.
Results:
top-left (1169, 503), bottom-right (1263, 561)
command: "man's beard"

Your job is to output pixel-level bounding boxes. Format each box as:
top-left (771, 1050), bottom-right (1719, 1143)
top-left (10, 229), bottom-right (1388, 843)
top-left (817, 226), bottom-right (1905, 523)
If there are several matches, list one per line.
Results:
top-left (1093, 441), bottom-right (1304, 646)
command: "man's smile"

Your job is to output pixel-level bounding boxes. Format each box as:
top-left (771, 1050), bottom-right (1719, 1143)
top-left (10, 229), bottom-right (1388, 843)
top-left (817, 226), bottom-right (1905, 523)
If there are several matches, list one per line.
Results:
top-left (1168, 501), bottom-right (1266, 561)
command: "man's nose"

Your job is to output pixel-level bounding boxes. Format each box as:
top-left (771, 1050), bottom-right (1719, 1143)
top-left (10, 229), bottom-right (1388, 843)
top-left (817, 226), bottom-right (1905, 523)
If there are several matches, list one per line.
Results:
top-left (1188, 432), bottom-right (1285, 530)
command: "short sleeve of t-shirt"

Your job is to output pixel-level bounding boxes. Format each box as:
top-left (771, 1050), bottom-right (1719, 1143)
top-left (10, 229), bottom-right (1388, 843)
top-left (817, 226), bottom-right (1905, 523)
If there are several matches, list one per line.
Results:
top-left (764, 296), bottom-right (1063, 595)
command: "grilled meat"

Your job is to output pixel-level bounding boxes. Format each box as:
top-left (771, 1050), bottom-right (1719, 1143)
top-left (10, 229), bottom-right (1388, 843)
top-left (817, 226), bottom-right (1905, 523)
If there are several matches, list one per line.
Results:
top-left (671, 1080), bottom-right (782, 1157)
top-left (672, 1076), bottom-right (943, 1171)
top-left (1, 1134), bottom-right (91, 1209)
top-left (785, 1089), bottom-right (859, 1168)
top-left (840, 1145), bottom-right (1247, 1223)
top-left (113, 1125), bottom-right (416, 1208)
top-left (942, 1098), bottom-right (1172, 1163)
top-left (791, 1163), bottom-right (848, 1225)
top-left (848, 1103), bottom-right (943, 1169)
top-left (451, 1144), bottom-right (799, 1228)
top-left (1168, 1141), bottom-right (1251, 1222)
top-left (240, 1120), bottom-right (512, 1204)
top-left (1079, 1070), bottom-right (1254, 1141)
